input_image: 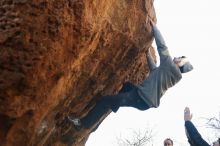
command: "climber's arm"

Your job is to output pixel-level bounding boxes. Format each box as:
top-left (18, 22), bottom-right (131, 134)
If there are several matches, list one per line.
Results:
top-left (149, 19), bottom-right (171, 62)
top-left (147, 55), bottom-right (156, 71)
top-left (152, 25), bottom-right (168, 51)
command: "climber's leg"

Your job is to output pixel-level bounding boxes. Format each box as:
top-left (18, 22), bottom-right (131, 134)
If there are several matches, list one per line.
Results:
top-left (80, 95), bottom-right (115, 129)
top-left (80, 85), bottom-right (149, 129)
top-left (118, 88), bottom-right (150, 111)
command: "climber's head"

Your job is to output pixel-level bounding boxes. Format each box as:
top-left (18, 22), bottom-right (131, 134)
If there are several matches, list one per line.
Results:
top-left (173, 56), bottom-right (193, 73)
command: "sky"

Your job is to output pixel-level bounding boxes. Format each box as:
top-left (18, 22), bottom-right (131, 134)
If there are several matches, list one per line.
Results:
top-left (86, 0), bottom-right (220, 145)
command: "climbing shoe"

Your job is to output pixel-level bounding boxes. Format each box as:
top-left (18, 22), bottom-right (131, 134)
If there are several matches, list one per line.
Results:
top-left (67, 116), bottom-right (82, 130)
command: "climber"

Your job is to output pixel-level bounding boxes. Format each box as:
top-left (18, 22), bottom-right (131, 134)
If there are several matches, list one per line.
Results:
top-left (67, 19), bottom-right (193, 132)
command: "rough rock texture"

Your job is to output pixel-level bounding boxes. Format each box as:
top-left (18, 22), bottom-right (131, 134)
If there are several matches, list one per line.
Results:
top-left (0, 0), bottom-right (156, 145)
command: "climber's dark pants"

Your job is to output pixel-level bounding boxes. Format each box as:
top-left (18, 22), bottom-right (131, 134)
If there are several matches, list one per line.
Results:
top-left (81, 84), bottom-right (149, 130)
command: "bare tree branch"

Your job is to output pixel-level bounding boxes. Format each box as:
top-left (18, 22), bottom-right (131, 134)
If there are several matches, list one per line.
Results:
top-left (203, 112), bottom-right (220, 132)
top-left (116, 127), bottom-right (155, 146)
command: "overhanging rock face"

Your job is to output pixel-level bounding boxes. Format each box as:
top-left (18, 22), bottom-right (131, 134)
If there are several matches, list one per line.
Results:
top-left (0, 0), bottom-right (156, 145)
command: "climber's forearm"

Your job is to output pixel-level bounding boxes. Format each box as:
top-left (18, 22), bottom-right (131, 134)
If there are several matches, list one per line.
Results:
top-left (152, 25), bottom-right (171, 60)
top-left (152, 25), bottom-right (167, 50)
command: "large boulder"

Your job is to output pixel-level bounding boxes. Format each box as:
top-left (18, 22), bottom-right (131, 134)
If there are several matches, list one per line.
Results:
top-left (0, 0), bottom-right (156, 145)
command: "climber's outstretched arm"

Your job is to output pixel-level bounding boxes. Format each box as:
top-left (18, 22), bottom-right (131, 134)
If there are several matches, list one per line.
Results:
top-left (149, 19), bottom-right (171, 61)
top-left (152, 25), bottom-right (167, 51)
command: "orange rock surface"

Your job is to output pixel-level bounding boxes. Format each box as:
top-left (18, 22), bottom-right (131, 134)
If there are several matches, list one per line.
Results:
top-left (0, 0), bottom-right (156, 145)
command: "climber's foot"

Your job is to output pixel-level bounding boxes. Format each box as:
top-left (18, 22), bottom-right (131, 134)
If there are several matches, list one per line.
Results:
top-left (67, 116), bottom-right (82, 131)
